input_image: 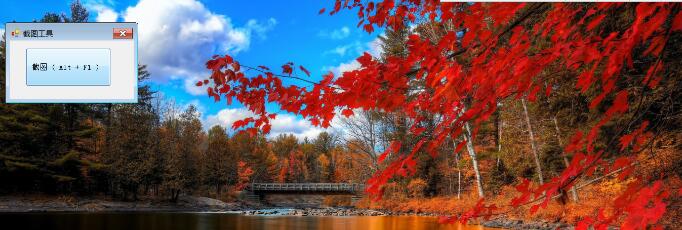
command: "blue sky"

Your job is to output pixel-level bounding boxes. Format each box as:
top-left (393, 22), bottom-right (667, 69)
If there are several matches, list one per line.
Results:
top-left (2, 0), bottom-right (384, 139)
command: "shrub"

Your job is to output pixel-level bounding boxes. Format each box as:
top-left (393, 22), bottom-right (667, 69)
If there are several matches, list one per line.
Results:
top-left (407, 178), bottom-right (427, 198)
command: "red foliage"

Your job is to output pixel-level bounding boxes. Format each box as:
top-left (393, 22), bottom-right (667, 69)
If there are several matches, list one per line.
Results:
top-left (438, 198), bottom-right (497, 225)
top-left (201, 2), bottom-right (682, 228)
top-left (299, 65), bottom-right (311, 77)
top-left (576, 180), bottom-right (671, 230)
top-left (236, 161), bottom-right (253, 191)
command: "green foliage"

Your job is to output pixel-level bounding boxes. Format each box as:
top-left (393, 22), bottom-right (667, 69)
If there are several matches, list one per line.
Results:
top-left (68, 0), bottom-right (88, 23)
top-left (40, 13), bottom-right (63, 23)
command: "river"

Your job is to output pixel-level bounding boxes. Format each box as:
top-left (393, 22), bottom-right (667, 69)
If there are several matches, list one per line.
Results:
top-left (0, 212), bottom-right (502, 230)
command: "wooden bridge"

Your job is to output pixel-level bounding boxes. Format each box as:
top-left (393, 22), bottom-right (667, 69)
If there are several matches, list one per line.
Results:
top-left (247, 183), bottom-right (365, 195)
top-left (243, 183), bottom-right (365, 203)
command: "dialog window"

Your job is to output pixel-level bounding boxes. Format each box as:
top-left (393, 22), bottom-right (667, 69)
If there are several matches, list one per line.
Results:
top-left (5, 23), bottom-right (138, 103)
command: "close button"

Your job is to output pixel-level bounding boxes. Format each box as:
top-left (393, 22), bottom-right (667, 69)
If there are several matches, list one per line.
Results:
top-left (113, 28), bottom-right (133, 39)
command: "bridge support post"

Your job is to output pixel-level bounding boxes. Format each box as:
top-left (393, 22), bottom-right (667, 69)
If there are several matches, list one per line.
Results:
top-left (240, 190), bottom-right (263, 203)
top-left (350, 195), bottom-right (363, 206)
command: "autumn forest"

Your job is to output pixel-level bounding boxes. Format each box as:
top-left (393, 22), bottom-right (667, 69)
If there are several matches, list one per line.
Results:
top-left (1, 1), bottom-right (682, 230)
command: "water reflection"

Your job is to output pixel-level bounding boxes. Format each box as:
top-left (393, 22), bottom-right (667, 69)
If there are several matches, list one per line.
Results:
top-left (0, 212), bottom-right (500, 230)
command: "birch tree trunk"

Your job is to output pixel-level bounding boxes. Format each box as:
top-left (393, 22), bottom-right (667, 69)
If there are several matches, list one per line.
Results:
top-left (553, 116), bottom-right (579, 202)
top-left (452, 140), bottom-right (462, 199)
top-left (463, 121), bottom-right (485, 198)
top-left (521, 99), bottom-right (544, 185)
top-left (457, 161), bottom-right (461, 199)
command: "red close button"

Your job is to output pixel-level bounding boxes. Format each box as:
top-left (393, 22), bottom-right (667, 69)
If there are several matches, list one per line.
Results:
top-left (113, 28), bottom-right (133, 39)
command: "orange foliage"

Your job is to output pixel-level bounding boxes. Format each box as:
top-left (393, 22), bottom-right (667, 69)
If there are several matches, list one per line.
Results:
top-left (357, 178), bottom-right (655, 226)
top-left (407, 179), bottom-right (428, 198)
top-left (235, 161), bottom-right (253, 191)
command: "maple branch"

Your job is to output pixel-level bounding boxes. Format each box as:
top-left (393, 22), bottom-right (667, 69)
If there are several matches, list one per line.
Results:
top-left (405, 2), bottom-right (549, 77)
top-left (239, 64), bottom-right (343, 90)
top-left (234, 3), bottom-right (550, 94)
top-left (573, 164), bottom-right (633, 191)
top-left (497, 3), bottom-right (549, 41)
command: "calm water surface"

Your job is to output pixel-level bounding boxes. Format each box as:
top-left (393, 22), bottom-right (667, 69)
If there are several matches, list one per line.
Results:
top-left (0, 212), bottom-right (502, 230)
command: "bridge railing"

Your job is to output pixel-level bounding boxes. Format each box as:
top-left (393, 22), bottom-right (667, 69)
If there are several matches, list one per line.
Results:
top-left (248, 183), bottom-right (365, 193)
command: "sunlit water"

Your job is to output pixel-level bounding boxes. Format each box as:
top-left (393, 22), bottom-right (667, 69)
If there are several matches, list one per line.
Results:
top-left (0, 212), bottom-right (502, 230)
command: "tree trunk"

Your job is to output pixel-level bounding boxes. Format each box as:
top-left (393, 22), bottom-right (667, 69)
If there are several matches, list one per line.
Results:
top-left (216, 184), bottom-right (221, 199)
top-left (172, 189), bottom-right (180, 202)
top-left (445, 153), bottom-right (453, 195)
top-left (457, 153), bottom-right (461, 199)
top-left (496, 110), bottom-right (503, 167)
top-left (521, 99), bottom-right (544, 185)
top-left (553, 116), bottom-right (579, 202)
top-left (463, 121), bottom-right (485, 198)
top-left (451, 140), bottom-right (462, 199)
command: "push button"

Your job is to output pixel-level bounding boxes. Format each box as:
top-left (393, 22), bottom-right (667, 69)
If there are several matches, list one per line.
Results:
top-left (113, 28), bottom-right (133, 39)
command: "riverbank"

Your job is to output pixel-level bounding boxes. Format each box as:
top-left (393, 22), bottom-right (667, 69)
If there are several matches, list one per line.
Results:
top-left (241, 207), bottom-right (390, 216)
top-left (0, 195), bottom-right (248, 212)
top-left (0, 195), bottom-right (576, 229)
top-left (239, 207), bottom-right (573, 229)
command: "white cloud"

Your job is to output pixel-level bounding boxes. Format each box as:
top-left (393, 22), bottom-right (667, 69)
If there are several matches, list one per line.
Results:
top-left (204, 108), bottom-right (338, 140)
top-left (183, 75), bottom-right (205, 96)
top-left (324, 60), bottom-right (361, 76)
top-left (89, 4), bottom-right (118, 22)
top-left (322, 36), bottom-right (383, 75)
top-left (107, 0), bottom-right (276, 95)
top-left (83, 1), bottom-right (118, 21)
top-left (319, 26), bottom-right (350, 40)
top-left (246, 18), bottom-right (278, 40)
top-left (204, 108), bottom-right (255, 131)
top-left (367, 36), bottom-right (383, 57)
top-left (327, 45), bottom-right (351, 56)
top-left (324, 41), bottom-right (364, 57)
top-left (268, 114), bottom-right (328, 140)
